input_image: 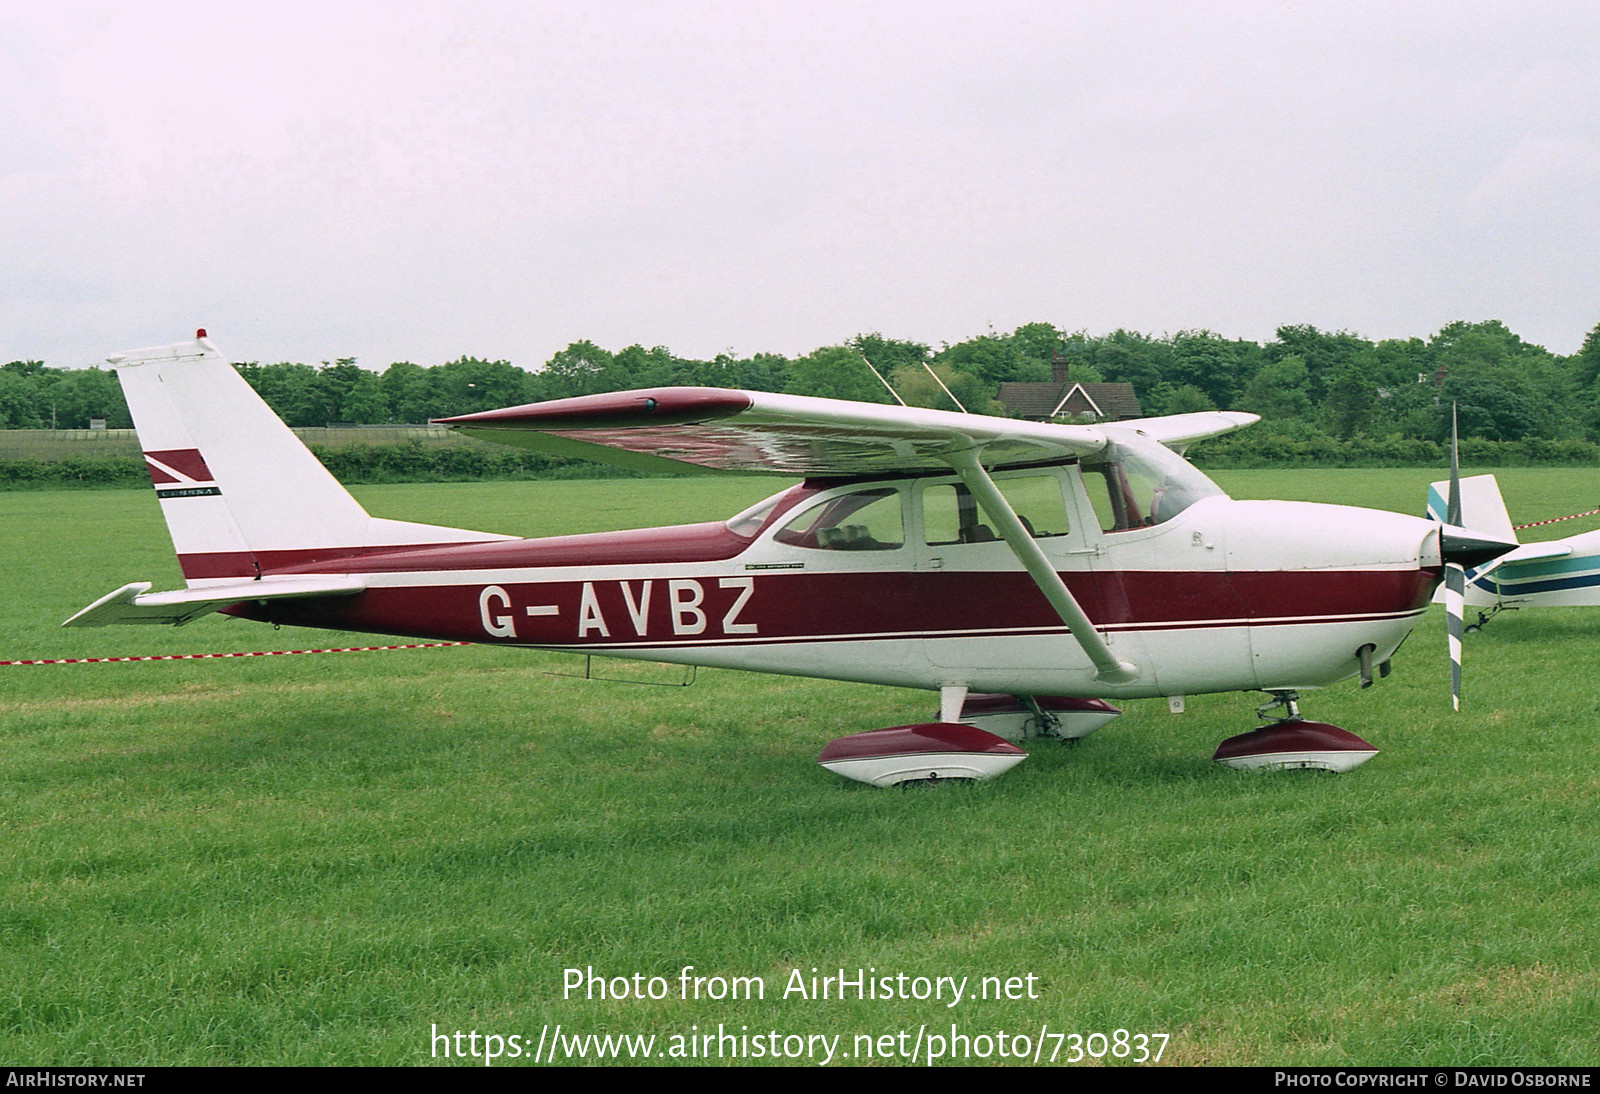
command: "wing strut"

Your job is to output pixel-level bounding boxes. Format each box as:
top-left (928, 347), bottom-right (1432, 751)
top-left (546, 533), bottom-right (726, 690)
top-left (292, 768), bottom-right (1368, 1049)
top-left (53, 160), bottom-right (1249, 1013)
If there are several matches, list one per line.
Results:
top-left (943, 448), bottom-right (1138, 684)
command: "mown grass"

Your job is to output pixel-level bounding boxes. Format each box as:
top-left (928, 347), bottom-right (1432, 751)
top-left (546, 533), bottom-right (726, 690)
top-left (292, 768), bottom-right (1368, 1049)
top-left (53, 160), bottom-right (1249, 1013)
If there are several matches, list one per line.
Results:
top-left (2, 470), bottom-right (1598, 1066)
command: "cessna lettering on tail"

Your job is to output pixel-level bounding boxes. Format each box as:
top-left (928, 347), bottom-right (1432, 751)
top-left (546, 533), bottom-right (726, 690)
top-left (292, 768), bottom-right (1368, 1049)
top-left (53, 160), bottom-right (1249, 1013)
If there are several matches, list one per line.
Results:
top-left (66, 333), bottom-right (1514, 779)
top-left (477, 578), bottom-right (757, 640)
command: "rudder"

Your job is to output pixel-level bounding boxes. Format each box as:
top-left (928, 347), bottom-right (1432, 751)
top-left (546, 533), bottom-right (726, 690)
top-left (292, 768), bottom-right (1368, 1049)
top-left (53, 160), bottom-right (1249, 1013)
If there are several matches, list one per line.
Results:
top-left (111, 332), bottom-right (507, 585)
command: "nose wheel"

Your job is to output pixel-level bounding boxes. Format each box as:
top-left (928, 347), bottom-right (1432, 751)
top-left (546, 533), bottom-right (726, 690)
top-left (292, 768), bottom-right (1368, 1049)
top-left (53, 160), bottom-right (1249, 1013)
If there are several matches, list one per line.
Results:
top-left (1213, 690), bottom-right (1379, 772)
top-left (1255, 689), bottom-right (1302, 723)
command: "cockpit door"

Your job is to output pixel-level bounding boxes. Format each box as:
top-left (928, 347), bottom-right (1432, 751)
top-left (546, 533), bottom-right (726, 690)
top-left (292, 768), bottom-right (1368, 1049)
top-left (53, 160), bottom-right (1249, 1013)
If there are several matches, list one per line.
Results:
top-left (917, 466), bottom-right (1106, 685)
top-left (1072, 448), bottom-right (1250, 696)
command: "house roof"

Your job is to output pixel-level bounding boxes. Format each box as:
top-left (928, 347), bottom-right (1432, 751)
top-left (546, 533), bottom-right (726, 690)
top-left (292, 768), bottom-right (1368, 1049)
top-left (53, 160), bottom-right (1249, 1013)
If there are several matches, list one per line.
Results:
top-left (995, 380), bottom-right (1142, 421)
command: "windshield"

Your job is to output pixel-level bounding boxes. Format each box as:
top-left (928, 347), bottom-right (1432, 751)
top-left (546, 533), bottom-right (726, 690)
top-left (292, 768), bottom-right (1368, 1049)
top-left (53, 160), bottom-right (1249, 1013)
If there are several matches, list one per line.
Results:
top-left (725, 484), bottom-right (814, 538)
top-left (1080, 435), bottom-right (1226, 531)
top-left (772, 487), bottom-right (904, 551)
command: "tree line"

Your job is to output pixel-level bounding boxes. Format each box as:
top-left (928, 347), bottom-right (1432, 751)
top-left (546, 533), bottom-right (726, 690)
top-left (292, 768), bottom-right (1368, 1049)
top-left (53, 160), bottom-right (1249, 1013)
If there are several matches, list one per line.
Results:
top-left (5, 319), bottom-right (1600, 447)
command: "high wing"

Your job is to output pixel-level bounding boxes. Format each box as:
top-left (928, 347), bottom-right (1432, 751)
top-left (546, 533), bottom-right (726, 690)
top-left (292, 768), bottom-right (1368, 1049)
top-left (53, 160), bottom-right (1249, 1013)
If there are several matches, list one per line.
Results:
top-left (1104, 410), bottom-right (1261, 454)
top-left (438, 387), bottom-right (1103, 474)
top-left (443, 388), bottom-right (1259, 685)
top-left (437, 387), bottom-right (1256, 475)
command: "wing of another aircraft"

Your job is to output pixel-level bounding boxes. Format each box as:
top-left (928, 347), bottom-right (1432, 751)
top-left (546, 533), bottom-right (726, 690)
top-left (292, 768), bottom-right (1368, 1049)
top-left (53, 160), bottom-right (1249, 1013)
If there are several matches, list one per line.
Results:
top-left (438, 388), bottom-right (1257, 476)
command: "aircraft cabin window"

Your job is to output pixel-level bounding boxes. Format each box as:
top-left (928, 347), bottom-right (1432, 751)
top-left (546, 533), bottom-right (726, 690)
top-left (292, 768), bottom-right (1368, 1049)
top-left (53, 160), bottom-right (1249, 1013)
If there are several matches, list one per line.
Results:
top-left (922, 475), bottom-right (1069, 546)
top-left (772, 488), bottom-right (904, 551)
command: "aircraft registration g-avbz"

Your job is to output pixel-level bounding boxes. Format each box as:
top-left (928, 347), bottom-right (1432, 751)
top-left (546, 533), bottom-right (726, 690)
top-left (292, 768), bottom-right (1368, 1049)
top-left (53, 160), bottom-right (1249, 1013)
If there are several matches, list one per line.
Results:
top-left (66, 334), bottom-right (1512, 783)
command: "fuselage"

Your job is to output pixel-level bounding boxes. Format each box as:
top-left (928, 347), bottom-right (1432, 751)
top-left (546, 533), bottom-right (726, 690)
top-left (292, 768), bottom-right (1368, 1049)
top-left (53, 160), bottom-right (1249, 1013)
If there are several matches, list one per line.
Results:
top-left (227, 461), bottom-right (1444, 700)
top-left (1466, 528), bottom-right (1600, 608)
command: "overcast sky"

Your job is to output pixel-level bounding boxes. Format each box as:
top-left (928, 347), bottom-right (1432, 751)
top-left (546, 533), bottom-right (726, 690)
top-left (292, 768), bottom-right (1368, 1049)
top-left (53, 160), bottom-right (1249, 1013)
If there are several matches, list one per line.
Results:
top-left (4, 1), bottom-right (1598, 372)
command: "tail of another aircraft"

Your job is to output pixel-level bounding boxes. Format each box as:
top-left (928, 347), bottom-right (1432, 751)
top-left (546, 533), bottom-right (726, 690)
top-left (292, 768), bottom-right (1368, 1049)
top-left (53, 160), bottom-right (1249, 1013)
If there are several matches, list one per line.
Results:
top-left (110, 332), bottom-right (509, 586)
top-left (1425, 473), bottom-right (1518, 545)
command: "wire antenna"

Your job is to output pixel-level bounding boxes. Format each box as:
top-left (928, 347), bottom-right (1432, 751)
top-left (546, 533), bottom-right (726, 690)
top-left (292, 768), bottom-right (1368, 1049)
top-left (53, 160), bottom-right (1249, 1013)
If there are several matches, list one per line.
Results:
top-left (922, 362), bottom-right (968, 413)
top-left (856, 352), bottom-right (907, 406)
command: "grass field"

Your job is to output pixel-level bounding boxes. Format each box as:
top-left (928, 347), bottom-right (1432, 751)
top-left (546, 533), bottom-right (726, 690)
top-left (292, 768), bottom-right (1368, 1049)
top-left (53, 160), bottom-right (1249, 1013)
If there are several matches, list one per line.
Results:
top-left (3, 470), bottom-right (1599, 1066)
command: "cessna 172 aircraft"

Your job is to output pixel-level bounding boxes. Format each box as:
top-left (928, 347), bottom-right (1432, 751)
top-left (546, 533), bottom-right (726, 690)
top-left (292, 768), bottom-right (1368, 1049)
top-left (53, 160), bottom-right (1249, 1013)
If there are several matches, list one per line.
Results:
top-left (65, 334), bottom-right (1512, 781)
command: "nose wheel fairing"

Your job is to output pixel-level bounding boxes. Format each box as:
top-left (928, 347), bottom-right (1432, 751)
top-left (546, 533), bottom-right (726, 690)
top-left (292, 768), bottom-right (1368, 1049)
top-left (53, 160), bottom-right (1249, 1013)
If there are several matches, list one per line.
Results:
top-left (1212, 721), bottom-right (1379, 773)
top-left (1211, 690), bottom-right (1379, 773)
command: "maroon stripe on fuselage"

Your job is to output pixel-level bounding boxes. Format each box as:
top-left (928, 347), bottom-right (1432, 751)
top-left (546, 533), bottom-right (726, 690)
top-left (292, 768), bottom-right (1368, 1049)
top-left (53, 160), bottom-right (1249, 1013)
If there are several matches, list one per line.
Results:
top-left (177, 523), bottom-right (754, 580)
top-left (176, 541), bottom-right (507, 581)
top-left (226, 567), bottom-right (1438, 647)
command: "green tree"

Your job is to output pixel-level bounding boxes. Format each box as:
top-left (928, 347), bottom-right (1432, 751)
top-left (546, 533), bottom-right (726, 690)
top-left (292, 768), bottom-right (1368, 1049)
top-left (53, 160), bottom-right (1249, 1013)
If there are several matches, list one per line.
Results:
top-left (1092, 330), bottom-right (1172, 393)
top-left (1170, 331), bottom-right (1245, 410)
top-left (430, 357), bottom-right (534, 417)
top-left (612, 344), bottom-right (678, 389)
top-left (1239, 354), bottom-right (1312, 421)
top-left (687, 352), bottom-right (791, 392)
top-left (1324, 361), bottom-right (1377, 438)
top-left (1439, 375), bottom-right (1540, 442)
top-left (1428, 320), bottom-right (1577, 440)
top-left (539, 340), bottom-right (617, 400)
top-left (937, 332), bottom-right (1045, 385)
top-left (380, 361), bottom-right (432, 422)
top-left (1009, 322), bottom-right (1069, 375)
top-left (850, 333), bottom-right (930, 377)
top-left (1368, 380), bottom-right (1438, 440)
top-left (39, 367), bottom-right (130, 429)
top-left (1573, 320), bottom-right (1600, 389)
top-left (1368, 337), bottom-right (1431, 390)
top-left (887, 361), bottom-right (998, 413)
top-left (1266, 325), bottom-right (1374, 402)
top-left (0, 369), bottom-right (43, 427)
top-left (236, 362), bottom-right (334, 427)
top-left (1161, 384), bottom-right (1216, 415)
top-left (1571, 321), bottom-right (1600, 439)
top-left (784, 345), bottom-right (894, 403)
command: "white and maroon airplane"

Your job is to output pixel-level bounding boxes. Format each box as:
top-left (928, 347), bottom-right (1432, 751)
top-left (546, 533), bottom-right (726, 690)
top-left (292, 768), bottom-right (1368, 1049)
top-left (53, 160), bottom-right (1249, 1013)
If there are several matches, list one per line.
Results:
top-left (66, 334), bottom-right (1511, 781)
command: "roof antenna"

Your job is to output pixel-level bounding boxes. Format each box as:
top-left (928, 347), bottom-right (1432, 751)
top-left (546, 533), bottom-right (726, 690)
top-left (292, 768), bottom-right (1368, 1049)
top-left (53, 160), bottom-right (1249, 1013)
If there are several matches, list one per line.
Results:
top-left (856, 351), bottom-right (906, 406)
top-left (921, 362), bottom-right (968, 413)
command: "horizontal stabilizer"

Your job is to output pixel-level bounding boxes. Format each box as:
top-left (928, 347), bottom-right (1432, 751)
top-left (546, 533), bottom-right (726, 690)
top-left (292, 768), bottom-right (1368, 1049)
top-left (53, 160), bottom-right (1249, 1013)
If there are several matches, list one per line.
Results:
top-left (1495, 541), bottom-right (1574, 566)
top-left (63, 575), bottom-right (366, 628)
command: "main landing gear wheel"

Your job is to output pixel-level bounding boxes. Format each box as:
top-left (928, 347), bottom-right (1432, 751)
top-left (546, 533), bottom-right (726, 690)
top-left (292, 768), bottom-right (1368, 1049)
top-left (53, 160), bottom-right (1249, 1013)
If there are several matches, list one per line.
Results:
top-left (817, 723), bottom-right (1027, 787)
top-left (949, 694), bottom-right (1122, 741)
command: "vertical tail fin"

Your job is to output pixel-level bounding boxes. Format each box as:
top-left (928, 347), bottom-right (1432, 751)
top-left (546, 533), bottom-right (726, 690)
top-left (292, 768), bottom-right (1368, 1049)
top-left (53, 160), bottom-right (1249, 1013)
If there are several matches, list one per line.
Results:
top-left (111, 333), bottom-right (508, 585)
top-left (1425, 474), bottom-right (1518, 545)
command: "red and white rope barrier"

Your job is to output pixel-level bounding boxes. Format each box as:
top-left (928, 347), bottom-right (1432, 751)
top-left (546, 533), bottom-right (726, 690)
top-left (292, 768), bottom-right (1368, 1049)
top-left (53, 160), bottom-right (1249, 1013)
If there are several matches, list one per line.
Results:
top-left (1, 642), bottom-right (470, 667)
top-left (1514, 507), bottom-right (1600, 530)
